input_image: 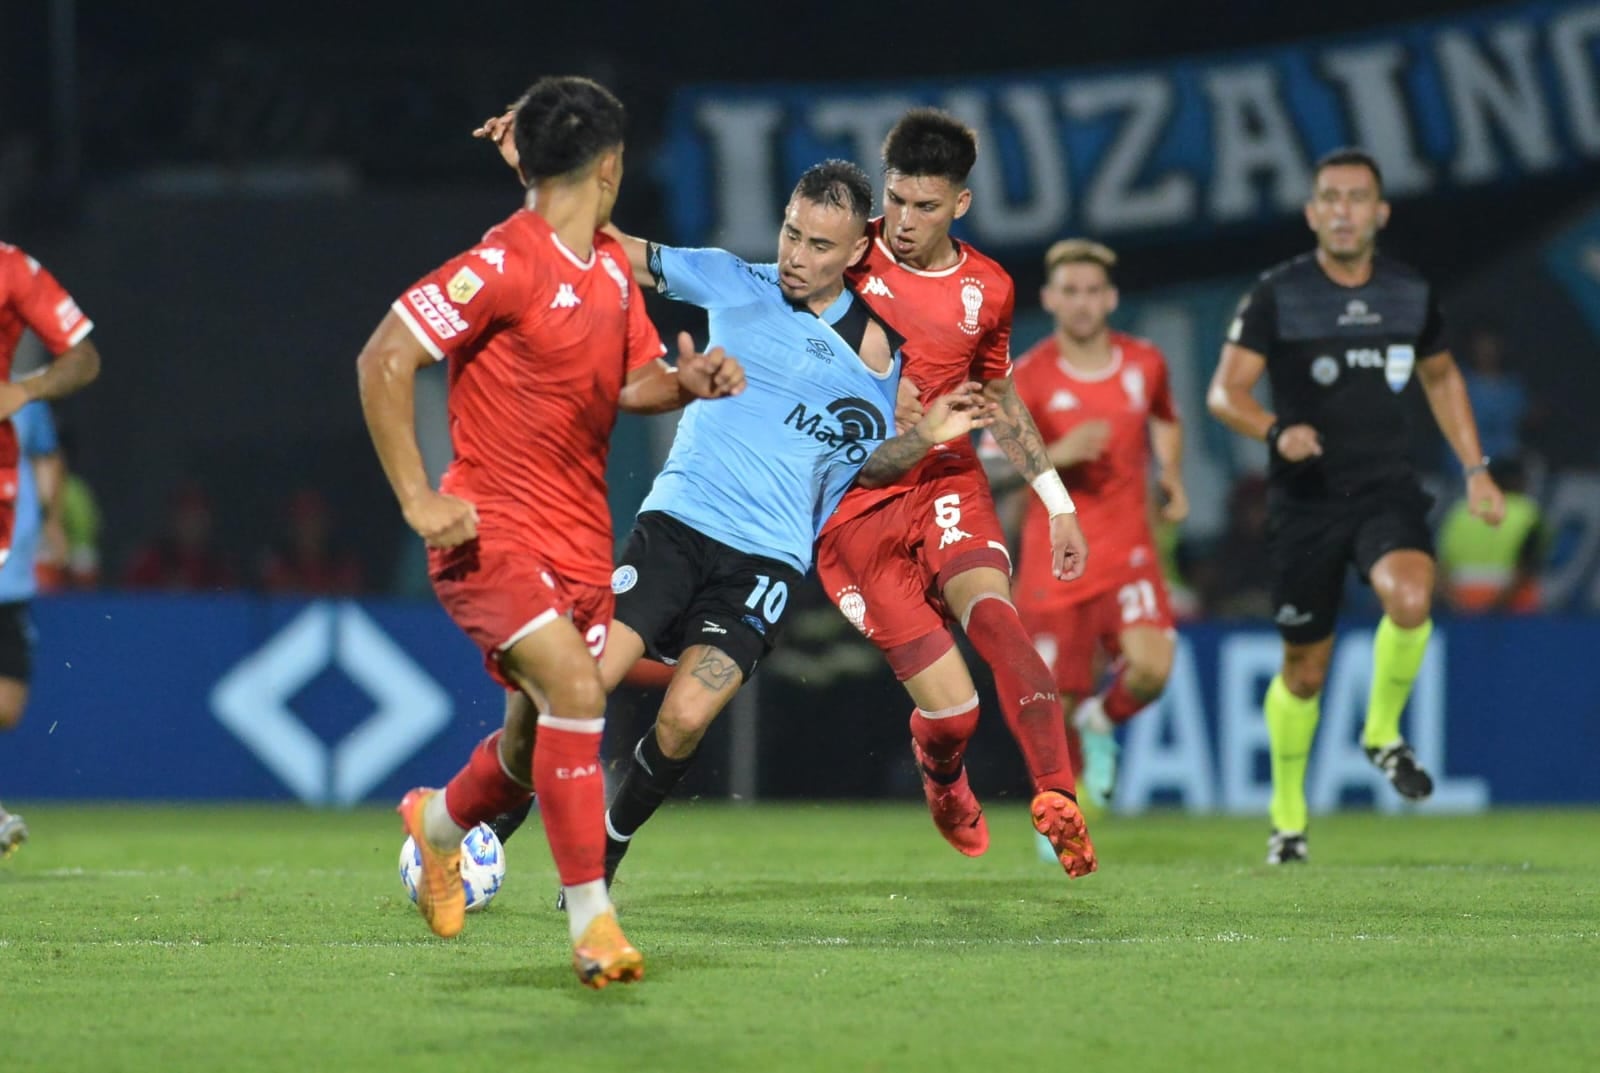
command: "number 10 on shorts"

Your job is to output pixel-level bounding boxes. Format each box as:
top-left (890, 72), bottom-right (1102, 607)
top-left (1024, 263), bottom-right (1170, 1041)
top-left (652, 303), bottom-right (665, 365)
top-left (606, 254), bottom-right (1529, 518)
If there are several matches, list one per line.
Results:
top-left (745, 574), bottom-right (790, 623)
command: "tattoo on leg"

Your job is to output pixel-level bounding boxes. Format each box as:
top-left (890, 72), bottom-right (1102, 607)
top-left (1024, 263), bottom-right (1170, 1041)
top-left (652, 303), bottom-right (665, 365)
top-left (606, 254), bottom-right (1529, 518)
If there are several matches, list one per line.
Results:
top-left (689, 648), bottom-right (741, 692)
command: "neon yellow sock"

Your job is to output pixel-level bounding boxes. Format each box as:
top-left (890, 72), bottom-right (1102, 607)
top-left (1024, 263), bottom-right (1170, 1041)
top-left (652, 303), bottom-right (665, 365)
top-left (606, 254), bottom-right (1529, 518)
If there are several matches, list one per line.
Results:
top-left (1265, 675), bottom-right (1319, 834)
top-left (1363, 616), bottom-right (1433, 749)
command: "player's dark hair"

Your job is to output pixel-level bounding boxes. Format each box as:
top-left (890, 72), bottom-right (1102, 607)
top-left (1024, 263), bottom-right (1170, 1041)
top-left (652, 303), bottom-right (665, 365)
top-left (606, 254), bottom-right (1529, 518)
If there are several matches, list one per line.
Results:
top-left (1314, 147), bottom-right (1384, 194)
top-left (512, 76), bottom-right (627, 183)
top-left (882, 108), bottom-right (977, 185)
top-left (791, 159), bottom-right (873, 222)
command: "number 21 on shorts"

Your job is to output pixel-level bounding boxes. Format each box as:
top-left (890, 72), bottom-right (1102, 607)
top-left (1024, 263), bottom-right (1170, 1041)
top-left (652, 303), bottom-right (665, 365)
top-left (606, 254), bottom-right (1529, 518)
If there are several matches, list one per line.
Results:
top-left (745, 574), bottom-right (790, 623)
top-left (1117, 580), bottom-right (1158, 624)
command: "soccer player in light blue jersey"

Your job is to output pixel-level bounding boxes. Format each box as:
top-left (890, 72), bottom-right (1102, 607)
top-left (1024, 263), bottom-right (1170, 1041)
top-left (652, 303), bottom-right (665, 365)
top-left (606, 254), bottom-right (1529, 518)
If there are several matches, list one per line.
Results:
top-left (0, 402), bottom-right (65, 856)
top-left (586, 162), bottom-right (994, 886)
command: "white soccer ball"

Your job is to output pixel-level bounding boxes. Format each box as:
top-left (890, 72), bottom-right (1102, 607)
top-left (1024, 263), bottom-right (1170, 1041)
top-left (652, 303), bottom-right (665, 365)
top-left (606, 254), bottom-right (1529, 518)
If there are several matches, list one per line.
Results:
top-left (399, 822), bottom-right (507, 912)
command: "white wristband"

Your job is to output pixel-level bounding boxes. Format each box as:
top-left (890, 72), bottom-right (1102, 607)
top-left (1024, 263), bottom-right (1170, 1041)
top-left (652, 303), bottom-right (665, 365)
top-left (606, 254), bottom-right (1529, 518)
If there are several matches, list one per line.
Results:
top-left (1031, 470), bottom-right (1076, 517)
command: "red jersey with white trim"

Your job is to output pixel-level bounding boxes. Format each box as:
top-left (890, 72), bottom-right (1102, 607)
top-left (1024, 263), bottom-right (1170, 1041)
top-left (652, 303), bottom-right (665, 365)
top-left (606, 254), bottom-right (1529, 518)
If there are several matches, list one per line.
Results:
top-left (1009, 331), bottom-right (1176, 604)
top-left (392, 209), bottom-right (665, 586)
top-left (824, 218), bottom-right (1015, 531)
top-left (0, 243), bottom-right (93, 469)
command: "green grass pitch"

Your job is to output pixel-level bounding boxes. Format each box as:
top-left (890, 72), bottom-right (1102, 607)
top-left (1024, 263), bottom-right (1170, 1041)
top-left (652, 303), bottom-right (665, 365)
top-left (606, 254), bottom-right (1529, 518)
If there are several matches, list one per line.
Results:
top-left (3, 804), bottom-right (1597, 1072)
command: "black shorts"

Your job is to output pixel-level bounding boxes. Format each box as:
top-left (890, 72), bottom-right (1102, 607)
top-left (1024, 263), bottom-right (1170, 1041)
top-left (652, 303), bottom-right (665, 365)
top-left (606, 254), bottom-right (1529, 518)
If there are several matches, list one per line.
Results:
top-left (0, 601), bottom-right (35, 682)
top-left (611, 511), bottom-right (802, 681)
top-left (1267, 482), bottom-right (1434, 644)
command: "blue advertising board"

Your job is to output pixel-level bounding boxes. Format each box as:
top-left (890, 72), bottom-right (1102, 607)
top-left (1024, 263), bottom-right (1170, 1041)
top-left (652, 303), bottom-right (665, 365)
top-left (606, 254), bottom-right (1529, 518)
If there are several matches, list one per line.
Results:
top-left (0, 595), bottom-right (1593, 809)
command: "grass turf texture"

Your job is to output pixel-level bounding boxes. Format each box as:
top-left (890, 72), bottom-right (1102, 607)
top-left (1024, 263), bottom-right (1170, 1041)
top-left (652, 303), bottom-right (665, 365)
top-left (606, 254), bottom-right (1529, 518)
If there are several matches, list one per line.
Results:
top-left (2, 804), bottom-right (1597, 1073)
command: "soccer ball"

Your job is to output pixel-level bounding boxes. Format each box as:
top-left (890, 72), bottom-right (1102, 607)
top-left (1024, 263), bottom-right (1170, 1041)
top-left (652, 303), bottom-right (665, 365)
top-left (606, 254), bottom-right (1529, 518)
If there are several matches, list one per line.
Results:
top-left (399, 822), bottom-right (506, 912)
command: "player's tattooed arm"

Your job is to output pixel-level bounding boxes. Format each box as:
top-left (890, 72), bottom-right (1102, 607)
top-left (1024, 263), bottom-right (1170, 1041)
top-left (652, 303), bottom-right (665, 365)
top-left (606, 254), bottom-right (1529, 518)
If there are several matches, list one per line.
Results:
top-left (983, 377), bottom-right (1053, 481)
top-left (857, 426), bottom-right (934, 489)
top-left (858, 383), bottom-right (994, 488)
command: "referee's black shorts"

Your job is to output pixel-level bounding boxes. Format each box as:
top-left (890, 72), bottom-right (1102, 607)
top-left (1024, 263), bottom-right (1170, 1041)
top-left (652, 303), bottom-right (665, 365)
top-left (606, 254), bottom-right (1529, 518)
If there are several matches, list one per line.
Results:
top-left (1267, 481), bottom-right (1434, 644)
top-left (611, 511), bottom-right (801, 682)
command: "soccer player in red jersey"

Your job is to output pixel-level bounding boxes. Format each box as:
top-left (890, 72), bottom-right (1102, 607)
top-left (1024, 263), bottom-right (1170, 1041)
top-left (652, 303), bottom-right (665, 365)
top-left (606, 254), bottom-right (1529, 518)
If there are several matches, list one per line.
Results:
top-left (0, 242), bottom-right (101, 856)
top-left (357, 77), bottom-right (741, 987)
top-left (991, 239), bottom-right (1187, 814)
top-left (816, 110), bottom-right (1096, 877)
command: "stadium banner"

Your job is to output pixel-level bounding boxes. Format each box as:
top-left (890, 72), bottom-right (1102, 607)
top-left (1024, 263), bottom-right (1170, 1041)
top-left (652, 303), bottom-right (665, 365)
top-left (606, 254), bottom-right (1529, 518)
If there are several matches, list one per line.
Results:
top-left (661, 0), bottom-right (1600, 257)
top-left (0, 596), bottom-right (1593, 808)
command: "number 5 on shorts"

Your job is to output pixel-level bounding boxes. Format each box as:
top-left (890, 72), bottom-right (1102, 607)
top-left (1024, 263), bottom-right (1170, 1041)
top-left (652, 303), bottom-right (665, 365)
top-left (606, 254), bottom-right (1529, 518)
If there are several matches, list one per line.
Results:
top-left (745, 574), bottom-right (790, 623)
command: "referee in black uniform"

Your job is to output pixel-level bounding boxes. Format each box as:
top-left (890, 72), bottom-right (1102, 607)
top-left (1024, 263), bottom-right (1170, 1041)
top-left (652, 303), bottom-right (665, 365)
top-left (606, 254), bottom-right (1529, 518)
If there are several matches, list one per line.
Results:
top-left (1208, 148), bottom-right (1506, 864)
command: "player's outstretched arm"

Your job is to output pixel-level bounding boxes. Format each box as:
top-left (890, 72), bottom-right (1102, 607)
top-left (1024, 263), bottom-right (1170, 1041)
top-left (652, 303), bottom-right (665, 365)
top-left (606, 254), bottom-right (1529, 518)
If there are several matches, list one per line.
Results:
top-left (0, 338), bottom-right (100, 422)
top-left (1417, 349), bottom-right (1505, 526)
top-left (356, 313), bottom-right (479, 548)
top-left (857, 383), bottom-right (995, 489)
top-left (619, 331), bottom-right (746, 415)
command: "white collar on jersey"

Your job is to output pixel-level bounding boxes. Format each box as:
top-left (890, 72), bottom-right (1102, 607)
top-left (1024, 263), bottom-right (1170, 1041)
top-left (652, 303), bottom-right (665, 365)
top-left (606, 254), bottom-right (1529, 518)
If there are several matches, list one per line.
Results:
top-left (548, 232), bottom-right (596, 270)
top-left (1055, 343), bottom-right (1124, 383)
top-left (872, 234), bottom-right (968, 277)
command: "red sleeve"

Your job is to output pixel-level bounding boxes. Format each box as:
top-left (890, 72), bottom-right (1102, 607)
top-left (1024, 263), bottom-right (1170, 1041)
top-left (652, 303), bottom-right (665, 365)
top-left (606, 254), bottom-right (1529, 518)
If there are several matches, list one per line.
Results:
top-left (974, 276), bottom-right (1015, 382)
top-left (1148, 349), bottom-right (1178, 422)
top-left (624, 271), bottom-right (667, 372)
top-left (5, 249), bottom-right (92, 355)
top-left (390, 246), bottom-right (529, 362)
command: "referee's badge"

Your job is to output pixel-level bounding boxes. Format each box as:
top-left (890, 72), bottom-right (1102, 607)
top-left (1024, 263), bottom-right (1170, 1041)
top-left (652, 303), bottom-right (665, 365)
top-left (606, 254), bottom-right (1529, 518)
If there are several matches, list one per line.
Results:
top-left (1385, 345), bottom-right (1415, 392)
top-left (611, 564), bottom-right (639, 594)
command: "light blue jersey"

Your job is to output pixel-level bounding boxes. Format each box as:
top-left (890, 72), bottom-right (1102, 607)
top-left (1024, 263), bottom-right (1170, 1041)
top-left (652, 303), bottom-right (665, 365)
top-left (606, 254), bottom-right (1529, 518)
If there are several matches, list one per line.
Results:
top-left (0, 402), bottom-right (59, 603)
top-left (637, 246), bottom-right (900, 573)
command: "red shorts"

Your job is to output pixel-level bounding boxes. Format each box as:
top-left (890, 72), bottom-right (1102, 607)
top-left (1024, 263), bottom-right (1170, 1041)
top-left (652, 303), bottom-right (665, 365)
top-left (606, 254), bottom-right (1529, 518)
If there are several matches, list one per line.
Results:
top-left (430, 538), bottom-right (613, 691)
top-left (1015, 563), bottom-right (1175, 697)
top-left (817, 459), bottom-right (1011, 652)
